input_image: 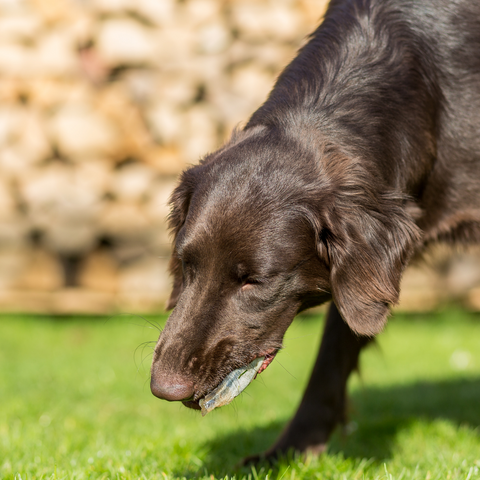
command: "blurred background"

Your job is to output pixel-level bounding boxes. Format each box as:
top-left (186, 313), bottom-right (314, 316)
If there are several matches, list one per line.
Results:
top-left (1, 0), bottom-right (480, 315)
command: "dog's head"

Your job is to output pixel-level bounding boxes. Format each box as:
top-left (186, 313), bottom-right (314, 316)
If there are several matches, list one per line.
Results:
top-left (150, 126), bottom-right (420, 408)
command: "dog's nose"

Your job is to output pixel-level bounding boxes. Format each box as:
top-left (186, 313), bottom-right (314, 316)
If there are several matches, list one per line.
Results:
top-left (150, 376), bottom-right (194, 402)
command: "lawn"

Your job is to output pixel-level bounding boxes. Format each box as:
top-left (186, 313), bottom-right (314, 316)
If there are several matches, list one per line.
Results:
top-left (0, 309), bottom-right (479, 479)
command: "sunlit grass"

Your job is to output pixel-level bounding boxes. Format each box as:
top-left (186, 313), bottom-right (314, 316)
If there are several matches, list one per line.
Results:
top-left (0, 309), bottom-right (479, 479)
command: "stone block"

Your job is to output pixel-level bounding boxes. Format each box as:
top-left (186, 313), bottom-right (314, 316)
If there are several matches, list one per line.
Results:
top-left (98, 200), bottom-right (152, 243)
top-left (96, 18), bottom-right (157, 67)
top-left (13, 248), bottom-right (64, 291)
top-left (179, 104), bottom-right (220, 163)
top-left (0, 247), bottom-right (29, 290)
top-left (231, 3), bottom-right (303, 43)
top-left (0, 12), bottom-right (42, 42)
top-left (0, 43), bottom-right (35, 78)
top-left (35, 29), bottom-right (79, 77)
top-left (110, 162), bottom-right (155, 202)
top-left (0, 105), bottom-right (25, 146)
top-left (20, 164), bottom-right (102, 255)
top-left (78, 248), bottom-right (119, 293)
top-left (118, 256), bottom-right (170, 296)
top-left (48, 104), bottom-right (119, 158)
top-left (143, 146), bottom-right (187, 176)
top-left (51, 288), bottom-right (115, 314)
top-left (146, 102), bottom-right (183, 145)
top-left (0, 110), bottom-right (51, 177)
top-left (230, 63), bottom-right (275, 106)
top-left (195, 21), bottom-right (231, 55)
top-left (396, 265), bottom-right (442, 312)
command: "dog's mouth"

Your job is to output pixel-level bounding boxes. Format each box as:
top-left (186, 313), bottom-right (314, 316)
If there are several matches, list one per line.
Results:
top-left (256, 349), bottom-right (277, 374)
top-left (182, 349), bottom-right (278, 411)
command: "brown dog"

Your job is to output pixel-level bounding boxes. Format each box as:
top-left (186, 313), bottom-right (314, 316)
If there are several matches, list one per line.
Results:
top-left (150, 0), bottom-right (480, 460)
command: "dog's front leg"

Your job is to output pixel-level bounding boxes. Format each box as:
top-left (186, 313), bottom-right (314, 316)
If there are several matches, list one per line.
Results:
top-left (245, 302), bottom-right (372, 463)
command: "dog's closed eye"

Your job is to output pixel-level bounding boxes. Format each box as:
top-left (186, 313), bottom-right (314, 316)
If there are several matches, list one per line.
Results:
top-left (239, 275), bottom-right (263, 291)
top-left (181, 259), bottom-right (194, 280)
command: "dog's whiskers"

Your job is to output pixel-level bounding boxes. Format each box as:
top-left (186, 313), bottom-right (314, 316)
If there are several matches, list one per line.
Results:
top-left (272, 356), bottom-right (296, 379)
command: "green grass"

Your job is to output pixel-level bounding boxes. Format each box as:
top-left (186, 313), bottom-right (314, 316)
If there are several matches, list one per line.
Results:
top-left (1, 309), bottom-right (479, 479)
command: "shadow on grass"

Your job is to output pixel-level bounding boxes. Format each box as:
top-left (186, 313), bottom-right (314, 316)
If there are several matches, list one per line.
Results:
top-left (188, 376), bottom-right (480, 477)
top-left (330, 376), bottom-right (480, 459)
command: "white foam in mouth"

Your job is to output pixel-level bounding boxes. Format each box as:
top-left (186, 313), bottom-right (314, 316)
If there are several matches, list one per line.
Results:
top-left (199, 356), bottom-right (264, 416)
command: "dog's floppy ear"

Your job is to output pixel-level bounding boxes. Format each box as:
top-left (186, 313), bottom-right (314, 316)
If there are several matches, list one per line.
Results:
top-left (320, 193), bottom-right (421, 336)
top-left (165, 169), bottom-right (196, 310)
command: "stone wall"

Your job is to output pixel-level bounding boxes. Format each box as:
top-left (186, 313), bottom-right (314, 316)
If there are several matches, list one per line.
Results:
top-left (1, 0), bottom-right (480, 314)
